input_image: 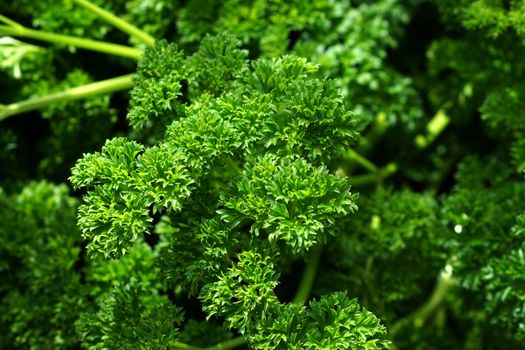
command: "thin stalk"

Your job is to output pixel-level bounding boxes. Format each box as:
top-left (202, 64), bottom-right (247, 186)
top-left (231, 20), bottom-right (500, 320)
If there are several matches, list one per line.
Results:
top-left (344, 148), bottom-right (378, 173)
top-left (172, 341), bottom-right (202, 350)
top-left (390, 265), bottom-right (454, 336)
top-left (0, 14), bottom-right (23, 29)
top-left (222, 156), bottom-right (242, 174)
top-left (0, 74), bottom-right (134, 121)
top-left (357, 111), bottom-right (388, 155)
top-left (415, 108), bottom-right (450, 149)
top-left (0, 24), bottom-right (142, 59)
top-left (350, 163), bottom-right (398, 187)
top-left (350, 173), bottom-right (379, 187)
top-left (346, 112), bottom-right (387, 175)
top-left (204, 337), bottom-right (247, 350)
top-left (72, 0), bottom-right (155, 46)
top-left (293, 245), bottom-right (323, 304)
top-left (172, 337), bottom-right (247, 350)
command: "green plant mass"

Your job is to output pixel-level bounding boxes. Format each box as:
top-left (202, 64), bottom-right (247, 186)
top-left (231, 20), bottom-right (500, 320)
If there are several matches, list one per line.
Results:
top-left (1, 0), bottom-right (525, 349)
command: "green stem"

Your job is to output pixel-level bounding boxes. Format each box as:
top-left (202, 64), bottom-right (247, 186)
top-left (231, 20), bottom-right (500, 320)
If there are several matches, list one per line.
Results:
top-left (344, 148), bottom-right (378, 173)
top-left (222, 156), bottom-right (242, 174)
top-left (172, 341), bottom-right (202, 350)
top-left (293, 245), bottom-right (323, 304)
top-left (345, 112), bottom-right (387, 175)
top-left (0, 24), bottom-right (142, 59)
top-left (415, 108), bottom-right (450, 149)
top-left (72, 0), bottom-right (155, 46)
top-left (172, 337), bottom-right (247, 350)
top-left (0, 74), bottom-right (134, 121)
top-left (349, 173), bottom-right (378, 187)
top-left (0, 14), bottom-right (23, 29)
top-left (350, 163), bottom-right (397, 187)
top-left (357, 111), bottom-right (388, 155)
top-left (204, 337), bottom-right (247, 350)
top-left (390, 265), bottom-right (454, 336)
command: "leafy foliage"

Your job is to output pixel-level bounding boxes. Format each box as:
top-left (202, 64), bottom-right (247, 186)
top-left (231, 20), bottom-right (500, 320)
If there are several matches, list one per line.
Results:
top-left (0, 182), bottom-right (83, 349)
top-left (67, 31), bottom-right (389, 347)
top-left (76, 278), bottom-right (183, 350)
top-left (436, 0), bottom-right (525, 40)
top-left (3, 0), bottom-right (525, 349)
top-left (71, 36), bottom-right (357, 259)
top-left (482, 240), bottom-right (525, 341)
top-left (201, 250), bottom-right (389, 349)
top-left (219, 155), bottom-right (357, 253)
top-left (319, 188), bottom-right (445, 324)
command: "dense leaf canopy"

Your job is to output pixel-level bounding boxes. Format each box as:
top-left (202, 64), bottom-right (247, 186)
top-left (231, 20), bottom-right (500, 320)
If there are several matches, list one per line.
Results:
top-left (1, 0), bottom-right (525, 349)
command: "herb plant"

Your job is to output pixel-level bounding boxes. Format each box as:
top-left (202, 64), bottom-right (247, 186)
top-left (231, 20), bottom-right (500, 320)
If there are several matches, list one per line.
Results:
top-left (1, 1), bottom-right (525, 349)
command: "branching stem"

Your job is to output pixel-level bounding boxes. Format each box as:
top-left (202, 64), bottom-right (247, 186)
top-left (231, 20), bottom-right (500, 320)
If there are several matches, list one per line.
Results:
top-left (344, 148), bottom-right (378, 173)
top-left (350, 163), bottom-right (398, 187)
top-left (0, 74), bottom-right (134, 121)
top-left (72, 0), bottom-right (156, 46)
